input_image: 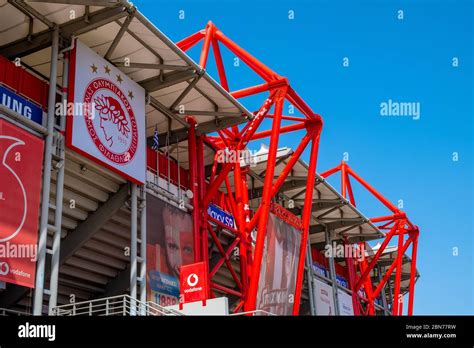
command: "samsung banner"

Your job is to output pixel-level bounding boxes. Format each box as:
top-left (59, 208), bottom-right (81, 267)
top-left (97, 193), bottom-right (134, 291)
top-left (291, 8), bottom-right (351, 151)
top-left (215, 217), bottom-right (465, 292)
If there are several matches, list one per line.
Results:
top-left (0, 119), bottom-right (44, 287)
top-left (0, 85), bottom-right (43, 125)
top-left (207, 203), bottom-right (235, 229)
top-left (256, 212), bottom-right (301, 315)
top-left (313, 278), bottom-right (335, 315)
top-left (66, 40), bottom-right (146, 184)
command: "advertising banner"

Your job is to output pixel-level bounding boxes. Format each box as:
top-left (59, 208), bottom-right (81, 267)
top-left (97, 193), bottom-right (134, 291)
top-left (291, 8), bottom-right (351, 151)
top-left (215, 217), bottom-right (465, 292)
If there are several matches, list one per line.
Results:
top-left (337, 289), bottom-right (355, 315)
top-left (336, 275), bottom-right (349, 288)
top-left (313, 278), bottom-right (335, 315)
top-left (256, 212), bottom-right (302, 315)
top-left (66, 39), bottom-right (146, 184)
top-left (180, 261), bottom-right (209, 304)
top-left (0, 119), bottom-right (44, 287)
top-left (312, 263), bottom-right (327, 278)
top-left (207, 203), bottom-right (235, 229)
top-left (0, 85), bottom-right (43, 125)
top-left (146, 194), bottom-right (194, 307)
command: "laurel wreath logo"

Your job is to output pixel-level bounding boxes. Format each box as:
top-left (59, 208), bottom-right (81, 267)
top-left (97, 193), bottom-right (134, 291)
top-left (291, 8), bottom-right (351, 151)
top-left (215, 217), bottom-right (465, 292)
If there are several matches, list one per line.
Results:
top-left (94, 95), bottom-right (130, 137)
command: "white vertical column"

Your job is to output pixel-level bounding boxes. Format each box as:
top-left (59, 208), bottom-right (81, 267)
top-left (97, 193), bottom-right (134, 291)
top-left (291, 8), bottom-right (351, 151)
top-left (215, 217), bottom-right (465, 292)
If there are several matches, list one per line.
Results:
top-left (33, 26), bottom-right (59, 316)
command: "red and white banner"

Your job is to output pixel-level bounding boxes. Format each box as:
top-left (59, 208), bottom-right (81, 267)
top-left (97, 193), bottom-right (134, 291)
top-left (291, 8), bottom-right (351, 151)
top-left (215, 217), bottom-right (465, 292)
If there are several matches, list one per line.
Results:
top-left (0, 119), bottom-right (44, 288)
top-left (66, 39), bottom-right (146, 184)
top-left (180, 261), bottom-right (209, 304)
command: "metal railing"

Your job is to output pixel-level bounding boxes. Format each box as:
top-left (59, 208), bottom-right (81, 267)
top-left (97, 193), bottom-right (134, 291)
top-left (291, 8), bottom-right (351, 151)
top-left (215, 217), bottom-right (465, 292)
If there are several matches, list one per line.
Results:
top-left (51, 295), bottom-right (183, 316)
top-left (0, 308), bottom-right (28, 316)
top-left (230, 310), bottom-right (276, 316)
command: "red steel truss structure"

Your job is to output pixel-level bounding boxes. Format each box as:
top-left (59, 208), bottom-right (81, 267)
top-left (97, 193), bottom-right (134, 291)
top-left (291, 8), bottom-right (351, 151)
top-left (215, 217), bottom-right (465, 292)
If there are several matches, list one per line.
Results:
top-left (320, 161), bottom-right (420, 316)
top-left (178, 21), bottom-right (322, 315)
top-left (177, 21), bottom-right (418, 315)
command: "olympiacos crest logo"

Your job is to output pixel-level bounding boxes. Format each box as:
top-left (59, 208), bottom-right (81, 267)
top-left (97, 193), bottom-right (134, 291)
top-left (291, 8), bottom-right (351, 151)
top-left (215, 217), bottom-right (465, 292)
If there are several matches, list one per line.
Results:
top-left (83, 78), bottom-right (138, 165)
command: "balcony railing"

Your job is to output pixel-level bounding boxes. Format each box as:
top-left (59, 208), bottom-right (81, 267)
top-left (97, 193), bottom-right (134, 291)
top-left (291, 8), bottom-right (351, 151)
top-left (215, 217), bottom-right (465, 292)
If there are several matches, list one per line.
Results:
top-left (51, 295), bottom-right (183, 316)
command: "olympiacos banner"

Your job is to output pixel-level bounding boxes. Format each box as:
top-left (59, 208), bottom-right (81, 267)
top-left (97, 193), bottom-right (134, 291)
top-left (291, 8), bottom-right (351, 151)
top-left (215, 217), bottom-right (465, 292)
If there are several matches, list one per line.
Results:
top-left (256, 210), bottom-right (302, 315)
top-left (0, 119), bottom-right (43, 287)
top-left (66, 39), bottom-right (146, 184)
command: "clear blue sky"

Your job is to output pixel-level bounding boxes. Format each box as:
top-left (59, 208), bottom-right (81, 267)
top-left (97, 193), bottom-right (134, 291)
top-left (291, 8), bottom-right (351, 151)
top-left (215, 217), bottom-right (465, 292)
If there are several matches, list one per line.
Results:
top-left (134, 0), bottom-right (474, 315)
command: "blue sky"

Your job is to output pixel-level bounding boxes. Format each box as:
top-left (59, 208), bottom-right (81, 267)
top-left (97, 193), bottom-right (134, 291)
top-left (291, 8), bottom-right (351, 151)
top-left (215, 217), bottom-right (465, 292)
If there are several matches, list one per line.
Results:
top-left (134, 0), bottom-right (474, 314)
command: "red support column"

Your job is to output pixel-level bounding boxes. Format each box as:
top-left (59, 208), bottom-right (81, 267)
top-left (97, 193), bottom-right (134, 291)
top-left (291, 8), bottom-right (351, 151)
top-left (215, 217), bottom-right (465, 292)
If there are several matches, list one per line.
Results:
top-left (407, 229), bottom-right (419, 315)
top-left (292, 127), bottom-right (320, 315)
top-left (211, 38), bottom-right (230, 92)
top-left (199, 22), bottom-right (214, 68)
top-left (197, 135), bottom-right (208, 269)
top-left (187, 117), bottom-right (201, 262)
top-left (244, 89), bottom-right (284, 312)
top-left (392, 221), bottom-right (406, 315)
top-left (345, 239), bottom-right (361, 316)
top-left (341, 161), bottom-right (347, 198)
top-left (359, 247), bottom-right (376, 315)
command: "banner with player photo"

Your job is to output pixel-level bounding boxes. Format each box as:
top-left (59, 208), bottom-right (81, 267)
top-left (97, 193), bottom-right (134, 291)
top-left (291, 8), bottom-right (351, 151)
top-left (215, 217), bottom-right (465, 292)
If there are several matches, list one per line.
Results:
top-left (146, 194), bottom-right (194, 307)
top-left (66, 39), bottom-right (146, 184)
top-left (256, 210), bottom-right (302, 315)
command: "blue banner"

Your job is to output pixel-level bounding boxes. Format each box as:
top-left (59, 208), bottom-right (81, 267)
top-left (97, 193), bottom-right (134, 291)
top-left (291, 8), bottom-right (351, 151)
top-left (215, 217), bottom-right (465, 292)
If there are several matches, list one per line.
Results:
top-left (149, 271), bottom-right (180, 297)
top-left (207, 203), bottom-right (235, 229)
top-left (312, 263), bottom-right (328, 278)
top-left (336, 275), bottom-right (349, 288)
top-left (0, 84), bottom-right (43, 125)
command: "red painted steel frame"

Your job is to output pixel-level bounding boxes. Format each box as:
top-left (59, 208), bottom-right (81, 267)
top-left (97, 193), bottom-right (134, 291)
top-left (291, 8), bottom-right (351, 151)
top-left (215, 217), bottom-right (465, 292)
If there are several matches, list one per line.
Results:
top-left (320, 161), bottom-right (420, 315)
top-left (179, 21), bottom-right (322, 314)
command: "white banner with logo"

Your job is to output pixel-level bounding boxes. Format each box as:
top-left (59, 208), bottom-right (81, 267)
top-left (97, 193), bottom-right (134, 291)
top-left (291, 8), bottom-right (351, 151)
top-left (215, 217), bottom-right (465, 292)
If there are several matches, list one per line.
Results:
top-left (337, 289), bottom-right (355, 315)
top-left (66, 40), bottom-right (146, 183)
top-left (313, 278), bottom-right (335, 315)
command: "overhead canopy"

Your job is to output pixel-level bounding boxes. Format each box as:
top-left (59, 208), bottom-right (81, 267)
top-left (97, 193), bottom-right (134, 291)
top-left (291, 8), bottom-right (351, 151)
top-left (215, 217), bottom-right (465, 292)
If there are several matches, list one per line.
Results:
top-left (238, 146), bottom-right (383, 244)
top-left (0, 0), bottom-right (252, 148)
top-left (0, 0), bottom-right (250, 310)
top-left (368, 244), bottom-right (420, 295)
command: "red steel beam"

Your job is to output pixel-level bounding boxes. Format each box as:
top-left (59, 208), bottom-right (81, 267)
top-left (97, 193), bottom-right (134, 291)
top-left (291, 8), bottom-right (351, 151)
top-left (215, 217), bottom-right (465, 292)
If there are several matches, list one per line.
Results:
top-left (187, 117), bottom-right (201, 262)
top-left (176, 30), bottom-right (205, 52)
top-left (407, 229), bottom-right (419, 315)
top-left (199, 22), bottom-right (214, 68)
top-left (245, 89), bottom-right (285, 312)
top-left (292, 128), bottom-right (320, 314)
top-left (392, 221), bottom-right (406, 315)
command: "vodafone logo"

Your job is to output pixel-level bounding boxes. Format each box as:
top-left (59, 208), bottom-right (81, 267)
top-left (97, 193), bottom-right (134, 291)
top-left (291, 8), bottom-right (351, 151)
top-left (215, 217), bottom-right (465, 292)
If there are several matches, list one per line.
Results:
top-left (0, 262), bottom-right (10, 276)
top-left (0, 136), bottom-right (27, 243)
top-left (187, 273), bottom-right (199, 287)
top-left (180, 262), bottom-right (208, 301)
top-left (83, 78), bottom-right (138, 165)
